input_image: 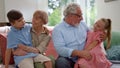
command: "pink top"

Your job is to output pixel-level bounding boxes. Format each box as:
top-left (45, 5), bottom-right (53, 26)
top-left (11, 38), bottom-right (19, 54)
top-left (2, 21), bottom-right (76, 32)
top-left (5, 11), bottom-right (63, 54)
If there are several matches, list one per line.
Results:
top-left (74, 31), bottom-right (112, 68)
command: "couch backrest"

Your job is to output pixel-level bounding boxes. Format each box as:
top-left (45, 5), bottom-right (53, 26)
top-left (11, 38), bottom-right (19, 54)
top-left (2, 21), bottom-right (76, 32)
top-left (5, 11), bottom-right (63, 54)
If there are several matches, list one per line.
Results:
top-left (45, 26), bottom-right (58, 59)
top-left (104, 31), bottom-right (120, 47)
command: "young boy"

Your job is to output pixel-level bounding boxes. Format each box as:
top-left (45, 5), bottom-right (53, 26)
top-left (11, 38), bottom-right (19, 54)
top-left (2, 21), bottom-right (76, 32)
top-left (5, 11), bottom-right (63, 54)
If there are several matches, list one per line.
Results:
top-left (5, 9), bottom-right (37, 68)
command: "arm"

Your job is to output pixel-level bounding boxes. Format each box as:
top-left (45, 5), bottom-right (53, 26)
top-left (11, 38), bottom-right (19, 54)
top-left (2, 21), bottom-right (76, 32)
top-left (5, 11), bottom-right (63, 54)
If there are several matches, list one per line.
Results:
top-left (13, 48), bottom-right (27, 56)
top-left (71, 50), bottom-right (92, 60)
top-left (21, 35), bottom-right (50, 54)
top-left (85, 40), bottom-right (99, 51)
top-left (18, 31), bottom-right (50, 53)
top-left (36, 35), bottom-right (51, 53)
top-left (71, 41), bottom-right (98, 60)
top-left (84, 31), bottom-right (104, 51)
top-left (18, 44), bottom-right (39, 53)
top-left (52, 25), bottom-right (91, 58)
top-left (5, 49), bottom-right (12, 68)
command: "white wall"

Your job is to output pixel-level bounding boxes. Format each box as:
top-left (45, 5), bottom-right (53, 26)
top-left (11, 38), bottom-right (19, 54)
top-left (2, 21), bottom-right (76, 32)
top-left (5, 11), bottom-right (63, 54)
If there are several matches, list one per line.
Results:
top-left (0, 0), bottom-right (48, 22)
top-left (0, 0), bottom-right (5, 22)
top-left (76, 0), bottom-right (86, 22)
top-left (96, 0), bottom-right (120, 31)
top-left (37, 0), bottom-right (48, 11)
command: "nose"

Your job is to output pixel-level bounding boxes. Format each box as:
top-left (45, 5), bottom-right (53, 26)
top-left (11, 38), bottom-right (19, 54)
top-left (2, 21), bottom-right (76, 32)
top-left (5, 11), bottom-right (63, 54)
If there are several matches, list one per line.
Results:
top-left (80, 16), bottom-right (83, 20)
top-left (22, 19), bottom-right (25, 24)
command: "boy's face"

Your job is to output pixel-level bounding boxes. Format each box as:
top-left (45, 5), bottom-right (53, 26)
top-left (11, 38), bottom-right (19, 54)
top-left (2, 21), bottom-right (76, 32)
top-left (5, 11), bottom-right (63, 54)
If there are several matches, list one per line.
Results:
top-left (11, 17), bottom-right (25, 29)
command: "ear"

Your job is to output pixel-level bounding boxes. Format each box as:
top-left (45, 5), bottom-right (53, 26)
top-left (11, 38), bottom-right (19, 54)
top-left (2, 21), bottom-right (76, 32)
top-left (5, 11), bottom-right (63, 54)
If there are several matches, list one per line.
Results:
top-left (10, 22), bottom-right (15, 26)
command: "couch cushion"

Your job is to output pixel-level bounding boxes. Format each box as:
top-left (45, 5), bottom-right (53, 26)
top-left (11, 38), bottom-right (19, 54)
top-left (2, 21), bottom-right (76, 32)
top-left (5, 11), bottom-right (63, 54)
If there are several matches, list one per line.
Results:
top-left (106, 46), bottom-right (120, 61)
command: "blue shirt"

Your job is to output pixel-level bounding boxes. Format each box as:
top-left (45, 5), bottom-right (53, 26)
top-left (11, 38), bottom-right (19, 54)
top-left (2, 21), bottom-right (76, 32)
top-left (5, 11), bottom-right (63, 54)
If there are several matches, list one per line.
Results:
top-left (52, 20), bottom-right (89, 58)
top-left (7, 24), bottom-right (38, 65)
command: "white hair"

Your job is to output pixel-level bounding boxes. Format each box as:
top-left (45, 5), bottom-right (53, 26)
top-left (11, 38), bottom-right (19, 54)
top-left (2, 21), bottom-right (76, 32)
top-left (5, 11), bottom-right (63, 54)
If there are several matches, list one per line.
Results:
top-left (63, 3), bottom-right (81, 16)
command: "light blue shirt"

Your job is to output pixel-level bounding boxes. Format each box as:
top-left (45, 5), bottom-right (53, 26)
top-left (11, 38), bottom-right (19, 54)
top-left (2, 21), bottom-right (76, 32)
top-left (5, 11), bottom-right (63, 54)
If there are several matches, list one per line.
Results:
top-left (7, 24), bottom-right (38, 65)
top-left (52, 20), bottom-right (89, 58)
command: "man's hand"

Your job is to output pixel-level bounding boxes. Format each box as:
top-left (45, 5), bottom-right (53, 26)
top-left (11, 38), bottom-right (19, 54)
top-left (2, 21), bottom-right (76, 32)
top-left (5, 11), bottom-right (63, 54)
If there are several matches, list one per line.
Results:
top-left (72, 50), bottom-right (92, 60)
top-left (13, 48), bottom-right (27, 56)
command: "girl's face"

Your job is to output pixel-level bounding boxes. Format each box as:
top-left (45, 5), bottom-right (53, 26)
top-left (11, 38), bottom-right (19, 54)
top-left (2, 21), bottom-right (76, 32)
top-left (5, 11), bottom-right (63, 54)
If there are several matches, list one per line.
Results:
top-left (93, 20), bottom-right (105, 32)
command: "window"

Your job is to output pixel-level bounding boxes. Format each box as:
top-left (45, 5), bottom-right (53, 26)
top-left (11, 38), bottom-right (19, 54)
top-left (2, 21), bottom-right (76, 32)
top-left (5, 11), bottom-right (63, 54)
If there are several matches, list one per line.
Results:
top-left (48, 0), bottom-right (96, 28)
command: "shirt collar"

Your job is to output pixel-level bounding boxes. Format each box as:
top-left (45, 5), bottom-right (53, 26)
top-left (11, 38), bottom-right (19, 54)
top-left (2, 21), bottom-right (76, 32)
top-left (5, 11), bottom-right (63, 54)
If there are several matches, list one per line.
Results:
top-left (31, 26), bottom-right (48, 34)
top-left (63, 20), bottom-right (72, 28)
top-left (63, 20), bottom-right (79, 29)
top-left (11, 26), bottom-right (24, 32)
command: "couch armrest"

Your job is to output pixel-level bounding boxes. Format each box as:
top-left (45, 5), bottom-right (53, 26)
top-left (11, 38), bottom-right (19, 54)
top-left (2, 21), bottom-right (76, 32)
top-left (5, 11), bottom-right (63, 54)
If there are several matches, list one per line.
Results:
top-left (0, 34), bottom-right (14, 64)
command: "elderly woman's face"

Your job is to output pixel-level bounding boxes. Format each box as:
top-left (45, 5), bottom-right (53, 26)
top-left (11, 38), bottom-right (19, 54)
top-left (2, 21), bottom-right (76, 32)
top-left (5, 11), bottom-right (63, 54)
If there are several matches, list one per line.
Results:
top-left (32, 14), bottom-right (43, 27)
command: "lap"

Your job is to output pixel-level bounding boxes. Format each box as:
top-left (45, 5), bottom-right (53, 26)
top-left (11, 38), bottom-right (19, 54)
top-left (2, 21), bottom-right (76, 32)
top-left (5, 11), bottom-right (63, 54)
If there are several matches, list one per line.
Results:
top-left (34, 55), bottom-right (55, 68)
top-left (34, 54), bottom-right (50, 63)
top-left (18, 57), bottom-right (34, 68)
top-left (55, 56), bottom-right (75, 68)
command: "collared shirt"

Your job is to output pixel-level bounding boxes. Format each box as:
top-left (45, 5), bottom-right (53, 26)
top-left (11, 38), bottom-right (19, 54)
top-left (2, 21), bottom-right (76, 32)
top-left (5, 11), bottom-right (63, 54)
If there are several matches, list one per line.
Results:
top-left (31, 26), bottom-right (50, 53)
top-left (7, 24), bottom-right (38, 65)
top-left (52, 20), bottom-right (89, 58)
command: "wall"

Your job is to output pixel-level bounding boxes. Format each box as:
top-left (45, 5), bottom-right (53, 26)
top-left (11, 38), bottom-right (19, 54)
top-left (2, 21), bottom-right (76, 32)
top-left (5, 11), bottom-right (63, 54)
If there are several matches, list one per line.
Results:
top-left (0, 0), bottom-right (48, 22)
top-left (96, 0), bottom-right (120, 31)
top-left (0, 0), bottom-right (5, 22)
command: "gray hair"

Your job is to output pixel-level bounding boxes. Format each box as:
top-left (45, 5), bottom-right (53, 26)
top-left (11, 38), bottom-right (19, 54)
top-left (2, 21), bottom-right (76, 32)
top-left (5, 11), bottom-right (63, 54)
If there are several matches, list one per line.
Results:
top-left (63, 3), bottom-right (80, 16)
top-left (33, 10), bottom-right (48, 24)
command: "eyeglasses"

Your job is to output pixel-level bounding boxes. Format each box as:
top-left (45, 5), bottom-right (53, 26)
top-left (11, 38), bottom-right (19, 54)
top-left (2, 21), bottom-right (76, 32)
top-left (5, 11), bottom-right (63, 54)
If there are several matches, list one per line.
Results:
top-left (71, 13), bottom-right (82, 18)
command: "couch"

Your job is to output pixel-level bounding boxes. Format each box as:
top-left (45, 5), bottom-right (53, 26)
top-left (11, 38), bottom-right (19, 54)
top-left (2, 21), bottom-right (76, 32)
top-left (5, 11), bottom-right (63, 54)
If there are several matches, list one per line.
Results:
top-left (103, 31), bottom-right (120, 68)
top-left (0, 26), bottom-right (58, 68)
top-left (1, 26), bottom-right (120, 68)
top-left (104, 31), bottom-right (120, 62)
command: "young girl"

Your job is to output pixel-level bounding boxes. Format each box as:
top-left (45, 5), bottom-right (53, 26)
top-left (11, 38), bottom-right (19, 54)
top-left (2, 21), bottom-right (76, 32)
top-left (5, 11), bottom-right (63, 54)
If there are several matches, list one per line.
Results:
top-left (74, 18), bottom-right (112, 68)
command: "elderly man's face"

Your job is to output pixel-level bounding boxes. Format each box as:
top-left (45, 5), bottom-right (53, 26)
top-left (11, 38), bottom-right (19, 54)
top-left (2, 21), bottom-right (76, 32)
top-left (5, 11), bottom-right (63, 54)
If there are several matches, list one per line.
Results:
top-left (68, 8), bottom-right (83, 27)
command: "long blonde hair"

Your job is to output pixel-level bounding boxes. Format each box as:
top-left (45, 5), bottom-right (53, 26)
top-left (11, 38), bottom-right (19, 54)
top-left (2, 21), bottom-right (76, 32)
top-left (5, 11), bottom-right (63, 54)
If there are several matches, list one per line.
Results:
top-left (101, 18), bottom-right (112, 49)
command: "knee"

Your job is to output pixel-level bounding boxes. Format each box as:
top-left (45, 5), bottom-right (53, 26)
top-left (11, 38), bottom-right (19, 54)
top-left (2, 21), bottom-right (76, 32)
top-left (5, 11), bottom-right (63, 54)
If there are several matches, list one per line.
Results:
top-left (55, 57), bottom-right (71, 68)
top-left (56, 57), bottom-right (68, 64)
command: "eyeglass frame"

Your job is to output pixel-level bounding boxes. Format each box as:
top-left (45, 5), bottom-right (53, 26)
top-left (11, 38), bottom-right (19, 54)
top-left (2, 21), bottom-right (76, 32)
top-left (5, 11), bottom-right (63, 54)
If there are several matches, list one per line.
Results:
top-left (70, 13), bottom-right (83, 18)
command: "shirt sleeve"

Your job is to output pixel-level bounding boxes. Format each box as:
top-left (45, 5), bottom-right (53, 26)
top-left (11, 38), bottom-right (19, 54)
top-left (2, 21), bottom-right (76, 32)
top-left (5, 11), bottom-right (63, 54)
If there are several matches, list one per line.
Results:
top-left (52, 28), bottom-right (74, 57)
top-left (81, 21), bottom-right (90, 32)
top-left (36, 35), bottom-right (51, 53)
top-left (94, 31), bottom-right (104, 43)
top-left (7, 33), bottom-right (18, 49)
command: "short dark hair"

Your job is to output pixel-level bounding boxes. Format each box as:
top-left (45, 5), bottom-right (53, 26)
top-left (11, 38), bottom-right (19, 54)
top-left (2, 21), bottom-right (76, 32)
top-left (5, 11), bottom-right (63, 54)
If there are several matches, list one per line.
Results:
top-left (7, 9), bottom-right (23, 23)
